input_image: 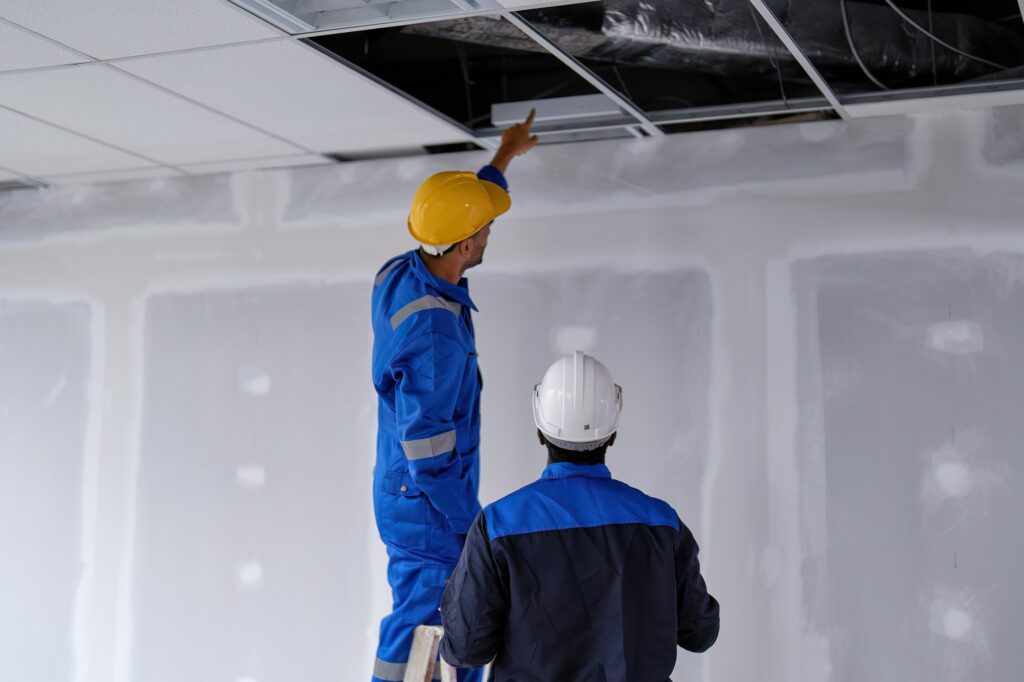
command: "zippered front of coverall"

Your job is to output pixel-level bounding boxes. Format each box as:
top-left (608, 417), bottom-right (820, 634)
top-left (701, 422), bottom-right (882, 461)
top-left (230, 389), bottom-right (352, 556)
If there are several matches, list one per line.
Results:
top-left (369, 165), bottom-right (506, 682)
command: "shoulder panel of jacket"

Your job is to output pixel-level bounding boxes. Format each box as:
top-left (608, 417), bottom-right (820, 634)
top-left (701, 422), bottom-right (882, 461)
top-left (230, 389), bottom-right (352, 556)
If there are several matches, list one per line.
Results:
top-left (484, 472), bottom-right (680, 540)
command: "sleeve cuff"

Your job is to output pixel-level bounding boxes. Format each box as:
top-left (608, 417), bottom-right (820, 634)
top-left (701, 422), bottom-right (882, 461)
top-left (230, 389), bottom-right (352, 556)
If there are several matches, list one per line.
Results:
top-left (477, 165), bottom-right (509, 191)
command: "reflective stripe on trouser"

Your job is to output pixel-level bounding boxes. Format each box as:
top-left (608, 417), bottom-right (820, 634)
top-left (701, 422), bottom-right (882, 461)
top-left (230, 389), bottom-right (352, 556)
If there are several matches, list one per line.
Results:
top-left (373, 657), bottom-right (440, 681)
top-left (373, 545), bottom-right (484, 682)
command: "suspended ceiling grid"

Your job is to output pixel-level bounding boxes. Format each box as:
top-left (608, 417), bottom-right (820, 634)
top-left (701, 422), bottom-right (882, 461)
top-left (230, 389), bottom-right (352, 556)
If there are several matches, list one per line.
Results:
top-left (0, 0), bottom-right (496, 187)
top-left (2, 0), bottom-right (1024, 188)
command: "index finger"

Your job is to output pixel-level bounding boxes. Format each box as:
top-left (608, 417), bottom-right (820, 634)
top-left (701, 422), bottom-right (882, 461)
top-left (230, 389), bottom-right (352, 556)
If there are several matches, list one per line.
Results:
top-left (524, 107), bottom-right (536, 127)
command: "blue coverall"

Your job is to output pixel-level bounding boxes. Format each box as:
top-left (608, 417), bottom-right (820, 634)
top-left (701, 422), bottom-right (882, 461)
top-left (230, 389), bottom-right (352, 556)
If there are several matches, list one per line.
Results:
top-left (440, 462), bottom-right (721, 681)
top-left (369, 166), bottom-right (506, 682)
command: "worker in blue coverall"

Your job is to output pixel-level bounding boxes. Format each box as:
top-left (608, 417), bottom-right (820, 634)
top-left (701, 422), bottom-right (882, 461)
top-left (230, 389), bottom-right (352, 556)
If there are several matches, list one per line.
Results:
top-left (439, 352), bottom-right (720, 681)
top-left (370, 110), bottom-right (537, 682)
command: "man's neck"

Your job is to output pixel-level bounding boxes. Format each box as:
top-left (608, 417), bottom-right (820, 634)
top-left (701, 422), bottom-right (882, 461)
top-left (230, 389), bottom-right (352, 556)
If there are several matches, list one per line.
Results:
top-left (547, 456), bottom-right (606, 467)
top-left (418, 249), bottom-right (462, 286)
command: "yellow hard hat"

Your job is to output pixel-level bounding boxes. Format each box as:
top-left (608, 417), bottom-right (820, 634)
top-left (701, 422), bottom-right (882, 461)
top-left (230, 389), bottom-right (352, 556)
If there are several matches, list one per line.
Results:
top-left (407, 171), bottom-right (511, 248)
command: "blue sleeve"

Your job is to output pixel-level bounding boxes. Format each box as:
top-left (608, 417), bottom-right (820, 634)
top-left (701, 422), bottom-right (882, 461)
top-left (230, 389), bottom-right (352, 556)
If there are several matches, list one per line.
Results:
top-left (392, 331), bottom-right (481, 534)
top-left (675, 518), bottom-right (720, 652)
top-left (476, 165), bottom-right (508, 191)
top-left (440, 513), bottom-right (507, 667)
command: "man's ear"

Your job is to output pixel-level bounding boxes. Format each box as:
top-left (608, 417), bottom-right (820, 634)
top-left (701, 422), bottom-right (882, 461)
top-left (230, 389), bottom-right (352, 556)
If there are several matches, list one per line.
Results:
top-left (537, 429), bottom-right (547, 447)
top-left (607, 433), bottom-right (617, 448)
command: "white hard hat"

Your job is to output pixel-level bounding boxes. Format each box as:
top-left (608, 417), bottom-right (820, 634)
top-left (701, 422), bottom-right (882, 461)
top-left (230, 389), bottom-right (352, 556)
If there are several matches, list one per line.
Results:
top-left (533, 351), bottom-right (623, 451)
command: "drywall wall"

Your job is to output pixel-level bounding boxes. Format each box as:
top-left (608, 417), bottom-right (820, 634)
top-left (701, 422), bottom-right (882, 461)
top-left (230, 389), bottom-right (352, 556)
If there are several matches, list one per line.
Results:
top-left (1, 104), bottom-right (1023, 682)
top-left (0, 299), bottom-right (93, 682)
top-left (792, 251), bottom-right (1024, 682)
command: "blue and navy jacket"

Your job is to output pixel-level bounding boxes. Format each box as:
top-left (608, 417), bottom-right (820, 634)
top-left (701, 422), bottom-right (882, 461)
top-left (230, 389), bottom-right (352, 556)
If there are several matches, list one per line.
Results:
top-left (439, 462), bottom-right (720, 681)
top-left (371, 165), bottom-right (507, 563)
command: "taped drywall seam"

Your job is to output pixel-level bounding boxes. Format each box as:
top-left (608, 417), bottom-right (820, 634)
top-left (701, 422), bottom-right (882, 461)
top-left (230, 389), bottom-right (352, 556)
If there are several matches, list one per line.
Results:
top-left (112, 296), bottom-right (146, 682)
top-left (765, 261), bottom-right (813, 681)
top-left (700, 268), bottom-right (725, 682)
top-left (73, 299), bottom-right (105, 682)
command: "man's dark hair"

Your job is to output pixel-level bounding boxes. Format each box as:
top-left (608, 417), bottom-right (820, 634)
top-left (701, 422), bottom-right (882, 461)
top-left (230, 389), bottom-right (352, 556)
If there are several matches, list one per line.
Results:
top-left (542, 434), bottom-right (609, 466)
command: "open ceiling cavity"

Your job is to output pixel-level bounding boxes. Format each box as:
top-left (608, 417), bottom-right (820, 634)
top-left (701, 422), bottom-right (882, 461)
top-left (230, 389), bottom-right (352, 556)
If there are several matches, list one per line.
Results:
top-left (766, 0), bottom-right (1024, 94)
top-left (308, 2), bottom-right (832, 146)
top-left (312, 16), bottom-right (607, 136)
top-left (306, 0), bottom-right (1024, 143)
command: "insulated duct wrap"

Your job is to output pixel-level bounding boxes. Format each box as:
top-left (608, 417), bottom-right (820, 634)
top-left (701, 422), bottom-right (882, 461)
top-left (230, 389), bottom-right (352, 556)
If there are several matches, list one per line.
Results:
top-left (402, 0), bottom-right (1024, 87)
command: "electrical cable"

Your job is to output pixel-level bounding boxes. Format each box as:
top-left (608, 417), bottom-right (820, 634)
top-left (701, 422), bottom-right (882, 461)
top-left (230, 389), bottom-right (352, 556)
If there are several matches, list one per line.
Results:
top-left (611, 64), bottom-right (635, 102)
top-left (880, 0), bottom-right (1011, 71)
top-left (455, 42), bottom-right (475, 124)
top-left (748, 3), bottom-right (789, 103)
top-left (840, 0), bottom-right (891, 90)
top-left (927, 0), bottom-right (938, 85)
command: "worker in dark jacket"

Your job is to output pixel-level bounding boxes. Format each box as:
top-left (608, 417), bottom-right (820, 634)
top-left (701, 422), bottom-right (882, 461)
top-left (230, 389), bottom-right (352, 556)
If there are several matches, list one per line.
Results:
top-left (440, 351), bottom-right (720, 681)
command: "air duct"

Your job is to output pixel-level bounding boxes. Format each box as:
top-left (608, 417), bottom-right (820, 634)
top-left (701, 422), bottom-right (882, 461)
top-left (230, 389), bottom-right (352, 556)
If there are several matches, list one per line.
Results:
top-left (401, 0), bottom-right (1024, 89)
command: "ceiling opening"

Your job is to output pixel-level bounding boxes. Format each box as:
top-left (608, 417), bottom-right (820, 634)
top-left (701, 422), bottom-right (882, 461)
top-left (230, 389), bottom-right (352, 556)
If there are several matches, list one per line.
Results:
top-left (309, 14), bottom-right (615, 137)
top-left (766, 0), bottom-right (1024, 95)
top-left (298, 1), bottom-right (1024, 146)
top-left (309, 1), bottom-right (839, 143)
top-left (512, 1), bottom-right (824, 113)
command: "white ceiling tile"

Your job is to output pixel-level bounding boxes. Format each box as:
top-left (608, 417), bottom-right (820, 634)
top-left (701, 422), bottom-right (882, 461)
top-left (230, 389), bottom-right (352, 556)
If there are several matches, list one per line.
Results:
top-left (0, 63), bottom-right (302, 165)
top-left (182, 153), bottom-right (333, 175)
top-left (0, 0), bottom-right (280, 60)
top-left (41, 167), bottom-right (183, 185)
top-left (0, 20), bottom-right (85, 72)
top-left (117, 41), bottom-right (471, 154)
top-left (0, 107), bottom-right (152, 176)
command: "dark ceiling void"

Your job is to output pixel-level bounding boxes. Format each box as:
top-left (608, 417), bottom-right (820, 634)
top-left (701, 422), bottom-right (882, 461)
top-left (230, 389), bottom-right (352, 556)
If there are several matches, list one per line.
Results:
top-left (310, 16), bottom-right (601, 131)
top-left (512, 1), bottom-right (823, 112)
top-left (400, 1), bottom-right (824, 113)
top-left (309, 0), bottom-right (1024, 147)
top-left (512, 0), bottom-right (1024, 99)
top-left (766, 0), bottom-right (1024, 93)
top-left (309, 2), bottom-right (829, 134)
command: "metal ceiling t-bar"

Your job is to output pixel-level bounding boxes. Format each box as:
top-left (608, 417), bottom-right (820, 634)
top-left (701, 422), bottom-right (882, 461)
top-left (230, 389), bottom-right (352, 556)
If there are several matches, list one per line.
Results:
top-left (501, 11), bottom-right (664, 137)
top-left (745, 0), bottom-right (850, 120)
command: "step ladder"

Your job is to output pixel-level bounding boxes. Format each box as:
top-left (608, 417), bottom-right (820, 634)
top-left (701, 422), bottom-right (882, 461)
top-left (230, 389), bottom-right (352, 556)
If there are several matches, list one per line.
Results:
top-left (405, 625), bottom-right (457, 682)
top-left (405, 625), bottom-right (494, 682)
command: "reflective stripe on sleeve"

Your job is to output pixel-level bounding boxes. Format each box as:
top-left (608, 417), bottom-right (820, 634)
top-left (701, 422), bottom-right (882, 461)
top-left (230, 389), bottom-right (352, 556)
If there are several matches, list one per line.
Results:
top-left (391, 295), bottom-right (461, 330)
top-left (401, 430), bottom-right (457, 460)
top-left (374, 260), bottom-right (402, 287)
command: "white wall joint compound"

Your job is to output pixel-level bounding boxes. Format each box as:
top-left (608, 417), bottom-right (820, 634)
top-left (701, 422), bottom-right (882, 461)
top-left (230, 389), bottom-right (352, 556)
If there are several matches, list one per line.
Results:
top-left (2, 105), bottom-right (1024, 682)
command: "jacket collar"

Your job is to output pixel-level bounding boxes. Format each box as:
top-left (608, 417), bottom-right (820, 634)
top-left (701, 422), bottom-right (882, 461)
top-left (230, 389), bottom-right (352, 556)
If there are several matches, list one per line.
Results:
top-left (407, 249), bottom-right (478, 311)
top-left (541, 462), bottom-right (612, 480)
